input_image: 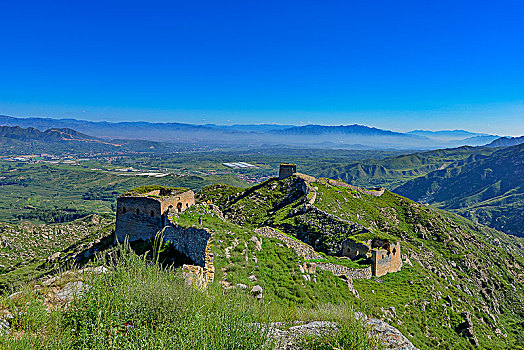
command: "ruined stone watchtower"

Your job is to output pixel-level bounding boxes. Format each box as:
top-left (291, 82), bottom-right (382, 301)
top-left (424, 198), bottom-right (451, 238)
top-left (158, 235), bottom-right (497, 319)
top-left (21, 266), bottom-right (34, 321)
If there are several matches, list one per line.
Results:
top-left (342, 238), bottom-right (402, 277)
top-left (114, 186), bottom-right (195, 243)
top-left (113, 186), bottom-right (214, 288)
top-left (279, 163), bottom-right (297, 180)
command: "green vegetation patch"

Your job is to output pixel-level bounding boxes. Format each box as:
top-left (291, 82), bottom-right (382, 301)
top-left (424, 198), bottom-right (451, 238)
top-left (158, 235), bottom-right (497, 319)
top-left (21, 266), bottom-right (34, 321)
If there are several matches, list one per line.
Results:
top-left (124, 185), bottom-right (189, 196)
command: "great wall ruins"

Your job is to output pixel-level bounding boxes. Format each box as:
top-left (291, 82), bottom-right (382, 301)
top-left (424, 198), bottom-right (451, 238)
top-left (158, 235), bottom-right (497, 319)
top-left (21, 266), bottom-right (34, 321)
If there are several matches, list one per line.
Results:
top-left (114, 187), bottom-right (214, 288)
top-left (113, 164), bottom-right (401, 289)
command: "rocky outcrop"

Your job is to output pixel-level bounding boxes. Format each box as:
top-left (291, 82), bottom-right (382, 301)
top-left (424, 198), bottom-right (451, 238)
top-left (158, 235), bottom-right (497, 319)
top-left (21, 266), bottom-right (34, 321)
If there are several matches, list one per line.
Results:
top-left (456, 311), bottom-right (479, 346)
top-left (258, 315), bottom-right (419, 350)
top-left (56, 281), bottom-right (91, 301)
top-left (314, 261), bottom-right (372, 279)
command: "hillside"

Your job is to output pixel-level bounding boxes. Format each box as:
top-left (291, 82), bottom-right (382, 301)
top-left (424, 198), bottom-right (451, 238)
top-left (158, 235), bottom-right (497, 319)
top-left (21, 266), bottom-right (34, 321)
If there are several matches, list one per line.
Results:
top-left (394, 143), bottom-right (524, 236)
top-left (0, 215), bottom-right (113, 290)
top-left (316, 146), bottom-right (496, 188)
top-left (486, 135), bottom-right (524, 148)
top-left (407, 130), bottom-right (499, 146)
top-left (1, 174), bottom-right (523, 349)
top-left (198, 174), bottom-right (524, 349)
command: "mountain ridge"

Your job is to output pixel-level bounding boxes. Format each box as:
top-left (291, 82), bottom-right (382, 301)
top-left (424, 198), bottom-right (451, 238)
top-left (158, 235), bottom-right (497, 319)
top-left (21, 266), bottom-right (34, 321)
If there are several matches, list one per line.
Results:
top-left (394, 143), bottom-right (524, 236)
top-left (0, 115), bottom-right (504, 149)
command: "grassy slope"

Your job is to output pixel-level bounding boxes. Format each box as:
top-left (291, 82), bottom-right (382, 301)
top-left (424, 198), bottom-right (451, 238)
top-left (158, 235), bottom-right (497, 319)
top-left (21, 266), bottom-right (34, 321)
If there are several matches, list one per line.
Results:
top-left (0, 224), bottom-right (380, 350)
top-left (394, 144), bottom-right (524, 236)
top-left (199, 176), bottom-right (524, 349)
top-left (317, 146), bottom-right (496, 188)
top-left (0, 216), bottom-right (115, 291)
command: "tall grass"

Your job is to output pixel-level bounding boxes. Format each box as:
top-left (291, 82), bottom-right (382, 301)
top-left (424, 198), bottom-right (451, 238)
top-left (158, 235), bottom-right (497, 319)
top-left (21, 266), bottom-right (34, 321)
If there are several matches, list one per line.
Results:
top-left (0, 243), bottom-right (380, 350)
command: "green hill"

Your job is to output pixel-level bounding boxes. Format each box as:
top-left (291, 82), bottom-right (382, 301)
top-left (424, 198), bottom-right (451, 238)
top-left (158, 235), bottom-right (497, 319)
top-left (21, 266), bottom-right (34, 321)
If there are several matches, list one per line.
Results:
top-left (316, 146), bottom-right (496, 188)
top-left (1, 174), bottom-right (523, 349)
top-left (198, 174), bottom-right (524, 349)
top-left (394, 144), bottom-right (524, 236)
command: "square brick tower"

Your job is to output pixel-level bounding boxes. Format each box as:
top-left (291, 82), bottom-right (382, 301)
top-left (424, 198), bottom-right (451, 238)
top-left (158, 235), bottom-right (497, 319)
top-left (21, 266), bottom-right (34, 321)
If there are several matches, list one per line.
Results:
top-left (279, 163), bottom-right (297, 179)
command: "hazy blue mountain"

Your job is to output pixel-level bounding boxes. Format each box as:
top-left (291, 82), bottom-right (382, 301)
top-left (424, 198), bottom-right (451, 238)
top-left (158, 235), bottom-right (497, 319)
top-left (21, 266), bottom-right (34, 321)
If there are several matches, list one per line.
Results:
top-left (204, 123), bottom-right (295, 132)
top-left (0, 125), bottom-right (172, 154)
top-left (0, 125), bottom-right (99, 142)
top-left (486, 135), bottom-right (524, 148)
top-left (456, 135), bottom-right (500, 146)
top-left (407, 129), bottom-right (496, 141)
top-left (0, 115), bottom-right (501, 150)
top-left (272, 124), bottom-right (420, 137)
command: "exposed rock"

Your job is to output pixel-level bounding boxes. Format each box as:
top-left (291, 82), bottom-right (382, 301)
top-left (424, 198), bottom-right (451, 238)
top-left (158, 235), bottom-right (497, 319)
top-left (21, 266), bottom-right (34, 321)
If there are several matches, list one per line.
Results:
top-left (56, 281), bottom-right (91, 301)
top-left (182, 264), bottom-right (213, 290)
top-left (80, 266), bottom-right (109, 274)
top-left (387, 306), bottom-right (397, 318)
top-left (248, 275), bottom-right (258, 282)
top-left (456, 311), bottom-right (479, 346)
top-left (261, 317), bottom-right (419, 350)
top-left (0, 313), bottom-right (12, 335)
top-left (251, 285), bottom-right (263, 300)
top-left (250, 235), bottom-right (263, 251)
top-left (364, 317), bottom-right (418, 350)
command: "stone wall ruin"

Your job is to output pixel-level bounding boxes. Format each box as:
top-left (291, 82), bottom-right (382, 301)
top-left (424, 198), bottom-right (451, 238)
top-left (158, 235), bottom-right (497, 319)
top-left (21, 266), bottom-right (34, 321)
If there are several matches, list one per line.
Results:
top-left (114, 188), bottom-right (195, 243)
top-left (279, 163), bottom-right (297, 180)
top-left (342, 238), bottom-right (402, 277)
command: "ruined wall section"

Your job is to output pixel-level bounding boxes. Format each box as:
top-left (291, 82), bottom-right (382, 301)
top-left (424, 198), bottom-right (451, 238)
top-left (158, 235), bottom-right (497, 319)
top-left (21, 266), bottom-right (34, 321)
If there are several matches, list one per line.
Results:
top-left (114, 190), bottom-right (195, 244)
top-left (372, 249), bottom-right (392, 277)
top-left (279, 163), bottom-right (297, 180)
top-left (163, 221), bottom-right (212, 268)
top-left (389, 241), bottom-right (402, 273)
top-left (163, 220), bottom-right (215, 288)
top-left (160, 190), bottom-right (195, 213)
top-left (342, 240), bottom-right (370, 259)
top-left (371, 242), bottom-right (402, 277)
top-left (343, 238), bottom-right (402, 277)
top-left (114, 197), bottom-right (162, 243)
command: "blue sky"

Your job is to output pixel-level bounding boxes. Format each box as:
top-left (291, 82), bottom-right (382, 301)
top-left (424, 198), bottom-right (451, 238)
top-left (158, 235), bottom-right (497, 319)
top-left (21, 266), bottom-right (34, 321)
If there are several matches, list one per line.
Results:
top-left (0, 0), bottom-right (523, 135)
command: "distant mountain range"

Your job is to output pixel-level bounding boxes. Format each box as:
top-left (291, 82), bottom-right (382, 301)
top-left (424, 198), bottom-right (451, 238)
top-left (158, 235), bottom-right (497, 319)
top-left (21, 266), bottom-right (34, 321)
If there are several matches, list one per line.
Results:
top-left (0, 115), bottom-right (508, 149)
top-left (408, 129), bottom-right (493, 140)
top-left (0, 125), bottom-right (172, 154)
top-left (486, 135), bottom-right (524, 148)
top-left (271, 124), bottom-right (413, 137)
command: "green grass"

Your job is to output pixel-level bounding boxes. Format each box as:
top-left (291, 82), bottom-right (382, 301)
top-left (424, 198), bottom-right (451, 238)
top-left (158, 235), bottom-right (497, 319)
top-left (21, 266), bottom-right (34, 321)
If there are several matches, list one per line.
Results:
top-left (123, 185), bottom-right (189, 196)
top-left (199, 175), bottom-right (524, 349)
top-left (0, 243), bottom-right (380, 350)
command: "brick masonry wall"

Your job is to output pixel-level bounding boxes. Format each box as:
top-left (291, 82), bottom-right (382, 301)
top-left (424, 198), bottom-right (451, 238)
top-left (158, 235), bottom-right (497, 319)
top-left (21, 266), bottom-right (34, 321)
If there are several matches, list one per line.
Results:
top-left (163, 220), bottom-right (215, 288)
top-left (115, 197), bottom-right (163, 243)
top-left (160, 190), bottom-right (195, 213)
top-left (163, 221), bottom-right (212, 268)
top-left (315, 262), bottom-right (372, 279)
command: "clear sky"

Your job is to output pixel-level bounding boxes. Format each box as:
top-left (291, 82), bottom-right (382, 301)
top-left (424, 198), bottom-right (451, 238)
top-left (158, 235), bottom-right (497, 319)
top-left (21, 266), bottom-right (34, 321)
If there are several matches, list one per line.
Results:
top-left (1, 0), bottom-right (523, 135)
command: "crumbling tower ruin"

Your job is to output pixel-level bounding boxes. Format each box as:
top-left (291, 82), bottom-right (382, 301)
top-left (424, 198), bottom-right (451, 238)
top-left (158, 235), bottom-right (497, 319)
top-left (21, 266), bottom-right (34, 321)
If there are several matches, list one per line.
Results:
top-left (114, 187), bottom-right (195, 243)
top-left (342, 238), bottom-right (402, 277)
top-left (279, 163), bottom-right (297, 179)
